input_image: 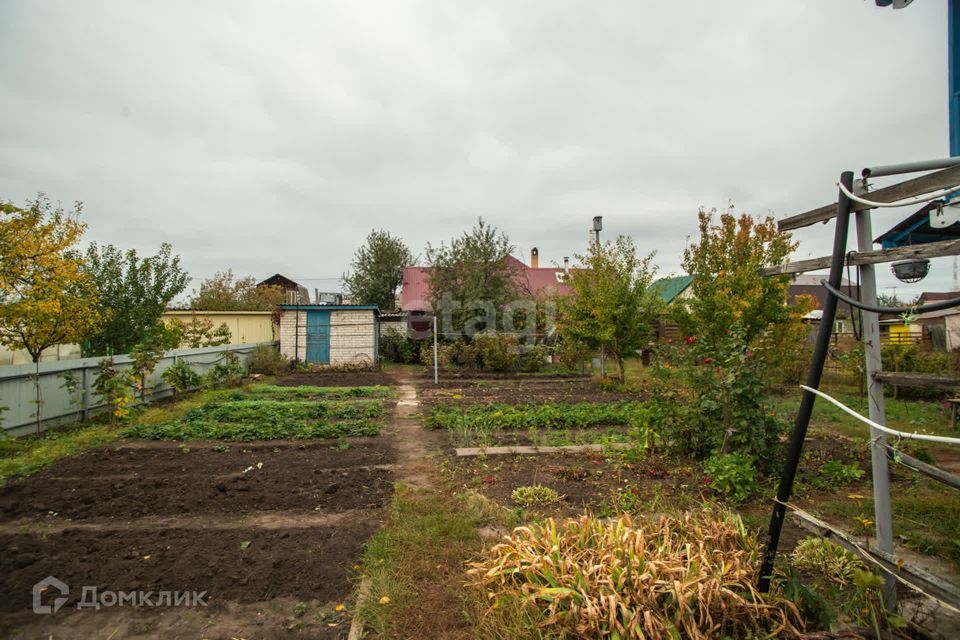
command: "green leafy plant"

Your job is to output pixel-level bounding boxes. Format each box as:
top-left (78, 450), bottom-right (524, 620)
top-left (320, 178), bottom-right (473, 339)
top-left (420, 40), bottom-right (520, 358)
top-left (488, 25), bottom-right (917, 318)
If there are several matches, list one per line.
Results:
top-left (93, 358), bottom-right (136, 423)
top-left (206, 351), bottom-right (245, 386)
top-left (379, 331), bottom-right (417, 364)
top-left (510, 484), bottom-right (561, 506)
top-left (703, 452), bottom-right (755, 503)
top-left (161, 360), bottom-right (202, 394)
top-left (819, 460), bottom-right (864, 486)
top-left (790, 538), bottom-right (863, 584)
top-left (248, 344), bottom-right (290, 375)
top-left (243, 384), bottom-right (391, 399)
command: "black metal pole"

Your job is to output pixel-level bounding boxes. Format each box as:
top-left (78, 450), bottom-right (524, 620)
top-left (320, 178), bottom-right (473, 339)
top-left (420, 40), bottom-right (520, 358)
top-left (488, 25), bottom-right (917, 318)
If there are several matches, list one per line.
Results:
top-left (758, 171), bottom-right (854, 592)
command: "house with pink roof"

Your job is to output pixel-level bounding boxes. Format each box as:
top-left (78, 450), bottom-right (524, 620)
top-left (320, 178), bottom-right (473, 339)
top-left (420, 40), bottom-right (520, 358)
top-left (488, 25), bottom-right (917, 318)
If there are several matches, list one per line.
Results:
top-left (399, 248), bottom-right (574, 314)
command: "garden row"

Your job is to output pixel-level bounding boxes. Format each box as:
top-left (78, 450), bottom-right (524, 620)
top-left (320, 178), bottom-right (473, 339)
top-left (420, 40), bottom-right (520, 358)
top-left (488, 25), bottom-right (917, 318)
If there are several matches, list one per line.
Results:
top-left (124, 384), bottom-right (392, 441)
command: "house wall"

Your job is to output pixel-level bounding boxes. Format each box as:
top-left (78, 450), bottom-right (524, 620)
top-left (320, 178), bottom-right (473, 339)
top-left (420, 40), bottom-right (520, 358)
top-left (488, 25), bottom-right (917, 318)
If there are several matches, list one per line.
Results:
top-left (279, 310), bottom-right (307, 361)
top-left (162, 311), bottom-right (277, 345)
top-left (330, 309), bottom-right (376, 365)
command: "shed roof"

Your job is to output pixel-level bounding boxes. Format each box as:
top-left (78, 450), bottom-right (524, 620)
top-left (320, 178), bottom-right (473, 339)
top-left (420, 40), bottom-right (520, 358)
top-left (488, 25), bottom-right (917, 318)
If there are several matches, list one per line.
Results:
top-left (874, 202), bottom-right (960, 248)
top-left (648, 275), bottom-right (693, 304)
top-left (280, 304), bottom-right (379, 315)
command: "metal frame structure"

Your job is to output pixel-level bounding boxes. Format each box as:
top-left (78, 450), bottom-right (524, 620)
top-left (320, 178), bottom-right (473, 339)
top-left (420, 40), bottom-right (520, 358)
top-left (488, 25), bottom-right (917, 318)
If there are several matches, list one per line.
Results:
top-left (757, 163), bottom-right (960, 613)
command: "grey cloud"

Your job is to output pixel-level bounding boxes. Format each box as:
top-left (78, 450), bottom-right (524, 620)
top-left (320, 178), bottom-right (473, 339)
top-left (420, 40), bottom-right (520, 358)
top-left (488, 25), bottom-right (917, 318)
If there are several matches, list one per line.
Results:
top-left (0, 0), bottom-right (952, 298)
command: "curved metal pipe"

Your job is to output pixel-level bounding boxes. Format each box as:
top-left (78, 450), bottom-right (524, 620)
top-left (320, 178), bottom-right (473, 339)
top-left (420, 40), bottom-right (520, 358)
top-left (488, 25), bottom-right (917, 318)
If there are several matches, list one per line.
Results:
top-left (820, 280), bottom-right (960, 315)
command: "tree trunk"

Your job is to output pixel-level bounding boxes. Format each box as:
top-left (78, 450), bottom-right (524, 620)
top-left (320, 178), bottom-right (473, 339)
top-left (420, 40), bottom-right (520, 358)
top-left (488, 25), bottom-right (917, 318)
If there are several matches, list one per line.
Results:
top-left (719, 386), bottom-right (732, 454)
top-left (616, 356), bottom-right (626, 384)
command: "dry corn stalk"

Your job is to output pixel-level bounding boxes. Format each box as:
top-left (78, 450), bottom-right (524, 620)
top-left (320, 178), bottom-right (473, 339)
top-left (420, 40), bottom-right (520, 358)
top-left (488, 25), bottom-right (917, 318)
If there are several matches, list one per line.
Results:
top-left (467, 511), bottom-right (803, 639)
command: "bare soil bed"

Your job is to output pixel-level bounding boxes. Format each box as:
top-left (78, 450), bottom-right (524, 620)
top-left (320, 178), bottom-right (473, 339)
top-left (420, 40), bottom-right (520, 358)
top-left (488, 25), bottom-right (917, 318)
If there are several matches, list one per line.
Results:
top-left (0, 437), bottom-right (396, 639)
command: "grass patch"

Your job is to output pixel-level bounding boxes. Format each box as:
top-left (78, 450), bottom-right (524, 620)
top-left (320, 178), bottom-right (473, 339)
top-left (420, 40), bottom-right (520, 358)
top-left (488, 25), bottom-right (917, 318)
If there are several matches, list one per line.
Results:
top-left (358, 485), bottom-right (485, 638)
top-left (813, 480), bottom-right (960, 569)
top-left (772, 390), bottom-right (950, 440)
top-left (426, 402), bottom-right (645, 431)
top-left (241, 384), bottom-right (392, 399)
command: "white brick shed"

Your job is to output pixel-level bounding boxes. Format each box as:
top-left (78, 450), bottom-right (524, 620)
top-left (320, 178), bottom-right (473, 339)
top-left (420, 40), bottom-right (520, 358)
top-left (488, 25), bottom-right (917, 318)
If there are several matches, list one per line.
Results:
top-left (279, 305), bottom-right (380, 366)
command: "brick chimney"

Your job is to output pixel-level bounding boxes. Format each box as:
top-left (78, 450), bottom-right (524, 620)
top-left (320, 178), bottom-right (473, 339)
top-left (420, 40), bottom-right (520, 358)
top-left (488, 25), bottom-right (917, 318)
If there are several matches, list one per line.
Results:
top-left (531, 247), bottom-right (539, 268)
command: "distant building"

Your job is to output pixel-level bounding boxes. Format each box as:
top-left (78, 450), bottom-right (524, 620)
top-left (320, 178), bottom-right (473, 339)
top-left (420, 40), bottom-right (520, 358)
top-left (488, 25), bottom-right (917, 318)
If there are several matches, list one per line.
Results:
top-left (399, 248), bottom-right (573, 313)
top-left (257, 274), bottom-right (310, 304)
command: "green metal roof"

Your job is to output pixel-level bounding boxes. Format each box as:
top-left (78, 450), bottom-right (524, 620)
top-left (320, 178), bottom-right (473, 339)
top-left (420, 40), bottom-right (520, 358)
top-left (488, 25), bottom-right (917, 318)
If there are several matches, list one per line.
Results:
top-left (648, 275), bottom-right (693, 304)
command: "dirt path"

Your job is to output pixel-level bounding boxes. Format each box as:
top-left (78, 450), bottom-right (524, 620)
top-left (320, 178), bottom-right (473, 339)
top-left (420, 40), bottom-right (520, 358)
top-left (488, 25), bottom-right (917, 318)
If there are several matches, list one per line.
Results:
top-left (384, 368), bottom-right (444, 489)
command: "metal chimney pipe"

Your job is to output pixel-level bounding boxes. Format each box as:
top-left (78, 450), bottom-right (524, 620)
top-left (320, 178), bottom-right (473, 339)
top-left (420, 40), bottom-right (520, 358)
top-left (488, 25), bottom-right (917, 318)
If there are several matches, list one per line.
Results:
top-left (563, 257), bottom-right (570, 274)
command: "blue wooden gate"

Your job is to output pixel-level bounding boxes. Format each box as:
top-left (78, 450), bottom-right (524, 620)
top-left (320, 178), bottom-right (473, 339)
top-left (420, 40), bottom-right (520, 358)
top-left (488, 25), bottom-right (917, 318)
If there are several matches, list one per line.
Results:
top-left (306, 310), bottom-right (331, 364)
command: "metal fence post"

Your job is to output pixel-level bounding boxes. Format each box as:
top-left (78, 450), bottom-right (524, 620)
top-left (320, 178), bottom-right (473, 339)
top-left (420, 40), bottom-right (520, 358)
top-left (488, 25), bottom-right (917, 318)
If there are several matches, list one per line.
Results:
top-left (80, 366), bottom-right (90, 421)
top-left (855, 178), bottom-right (897, 609)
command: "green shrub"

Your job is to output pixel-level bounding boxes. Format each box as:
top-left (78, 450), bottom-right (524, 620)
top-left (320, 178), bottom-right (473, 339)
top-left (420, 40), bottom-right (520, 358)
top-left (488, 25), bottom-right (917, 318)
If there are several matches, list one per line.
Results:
top-left (380, 331), bottom-right (417, 364)
top-left (556, 337), bottom-right (590, 373)
top-left (703, 452), bottom-right (755, 503)
top-left (442, 340), bottom-right (480, 369)
top-left (419, 342), bottom-right (436, 367)
top-left (206, 351), bottom-right (245, 386)
top-left (248, 345), bottom-right (289, 375)
top-left (511, 484), bottom-right (561, 506)
top-left (473, 331), bottom-right (518, 371)
top-left (161, 361), bottom-right (203, 393)
top-left (519, 344), bottom-right (549, 373)
top-left (819, 459), bottom-right (864, 486)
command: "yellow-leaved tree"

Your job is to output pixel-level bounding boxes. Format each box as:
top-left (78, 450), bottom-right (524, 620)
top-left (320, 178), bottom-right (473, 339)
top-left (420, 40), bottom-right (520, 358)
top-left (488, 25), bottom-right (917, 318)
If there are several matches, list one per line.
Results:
top-left (0, 196), bottom-right (102, 362)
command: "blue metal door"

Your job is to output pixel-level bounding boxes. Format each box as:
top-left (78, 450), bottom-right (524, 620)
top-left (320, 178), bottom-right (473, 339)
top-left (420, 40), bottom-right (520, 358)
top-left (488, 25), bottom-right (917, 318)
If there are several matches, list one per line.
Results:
top-left (306, 311), bottom-right (330, 364)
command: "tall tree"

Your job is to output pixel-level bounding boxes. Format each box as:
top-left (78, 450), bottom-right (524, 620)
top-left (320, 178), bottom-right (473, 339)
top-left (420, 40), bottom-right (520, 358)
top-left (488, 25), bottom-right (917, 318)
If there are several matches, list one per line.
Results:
top-left (190, 270), bottom-right (284, 311)
top-left (558, 236), bottom-right (662, 382)
top-left (0, 196), bottom-right (102, 362)
top-left (425, 218), bottom-right (521, 336)
top-left (84, 242), bottom-right (189, 356)
top-left (675, 210), bottom-right (804, 360)
top-left (342, 230), bottom-right (413, 310)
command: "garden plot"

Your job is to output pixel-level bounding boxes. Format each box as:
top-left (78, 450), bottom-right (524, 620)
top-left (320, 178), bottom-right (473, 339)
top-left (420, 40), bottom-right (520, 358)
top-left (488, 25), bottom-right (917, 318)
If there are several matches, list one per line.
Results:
top-left (0, 382), bottom-right (397, 639)
top-left (419, 375), bottom-right (639, 405)
top-left (427, 400), bottom-right (644, 448)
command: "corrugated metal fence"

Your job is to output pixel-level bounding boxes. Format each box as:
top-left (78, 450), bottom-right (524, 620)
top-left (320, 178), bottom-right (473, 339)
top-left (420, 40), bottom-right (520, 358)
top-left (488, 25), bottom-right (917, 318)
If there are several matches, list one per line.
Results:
top-left (0, 342), bottom-right (275, 437)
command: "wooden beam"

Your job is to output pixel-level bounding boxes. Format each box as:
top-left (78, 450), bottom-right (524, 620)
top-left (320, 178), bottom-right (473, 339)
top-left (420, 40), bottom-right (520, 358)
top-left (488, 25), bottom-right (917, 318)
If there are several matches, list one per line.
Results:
top-left (791, 510), bottom-right (960, 610)
top-left (778, 165), bottom-right (960, 232)
top-left (883, 443), bottom-right (960, 491)
top-left (760, 238), bottom-right (960, 276)
top-left (874, 372), bottom-right (960, 389)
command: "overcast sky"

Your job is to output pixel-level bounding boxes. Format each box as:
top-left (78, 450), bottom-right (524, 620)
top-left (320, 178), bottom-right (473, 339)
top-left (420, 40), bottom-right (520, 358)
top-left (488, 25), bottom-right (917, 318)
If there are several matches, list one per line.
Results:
top-left (0, 1), bottom-right (951, 301)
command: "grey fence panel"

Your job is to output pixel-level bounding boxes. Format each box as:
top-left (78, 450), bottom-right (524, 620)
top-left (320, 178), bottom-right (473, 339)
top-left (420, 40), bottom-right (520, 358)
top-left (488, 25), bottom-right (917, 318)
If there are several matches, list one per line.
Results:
top-left (0, 342), bottom-right (276, 437)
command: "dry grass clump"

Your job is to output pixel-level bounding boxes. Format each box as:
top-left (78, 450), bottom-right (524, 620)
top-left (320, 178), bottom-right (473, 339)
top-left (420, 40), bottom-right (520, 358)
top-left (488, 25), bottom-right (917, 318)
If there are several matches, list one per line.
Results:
top-left (468, 511), bottom-right (802, 639)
